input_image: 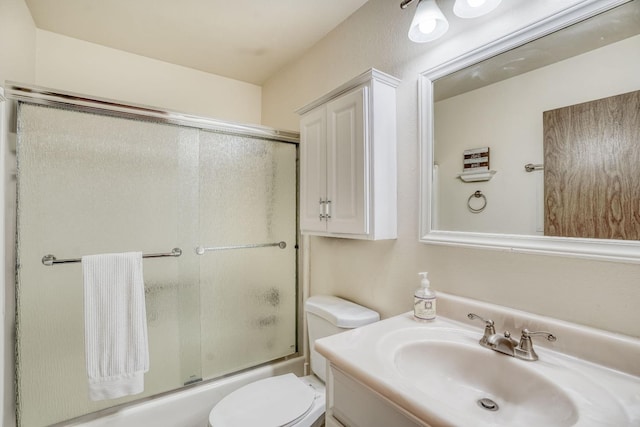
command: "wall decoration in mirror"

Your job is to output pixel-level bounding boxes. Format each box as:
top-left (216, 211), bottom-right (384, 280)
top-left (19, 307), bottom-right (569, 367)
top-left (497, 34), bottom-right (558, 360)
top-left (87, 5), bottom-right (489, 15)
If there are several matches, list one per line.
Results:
top-left (419, 0), bottom-right (640, 262)
top-left (458, 147), bottom-right (496, 182)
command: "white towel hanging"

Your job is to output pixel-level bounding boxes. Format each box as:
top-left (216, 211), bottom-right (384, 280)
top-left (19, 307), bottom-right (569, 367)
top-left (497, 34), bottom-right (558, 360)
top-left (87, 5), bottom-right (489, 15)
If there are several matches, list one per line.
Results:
top-left (82, 252), bottom-right (149, 401)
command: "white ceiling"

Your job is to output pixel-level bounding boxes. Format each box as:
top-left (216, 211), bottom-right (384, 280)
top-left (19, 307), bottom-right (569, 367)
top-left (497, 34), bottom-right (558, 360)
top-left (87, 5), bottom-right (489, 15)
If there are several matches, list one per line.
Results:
top-left (25, 0), bottom-right (370, 85)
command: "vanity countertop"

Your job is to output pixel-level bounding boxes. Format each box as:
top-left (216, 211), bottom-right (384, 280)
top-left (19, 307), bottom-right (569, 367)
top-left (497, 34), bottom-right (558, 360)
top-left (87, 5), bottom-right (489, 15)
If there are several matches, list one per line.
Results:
top-left (315, 293), bottom-right (640, 426)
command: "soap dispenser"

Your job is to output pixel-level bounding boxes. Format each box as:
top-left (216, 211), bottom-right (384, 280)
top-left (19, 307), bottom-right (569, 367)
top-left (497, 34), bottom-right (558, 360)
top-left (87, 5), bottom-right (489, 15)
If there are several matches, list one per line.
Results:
top-left (414, 272), bottom-right (436, 321)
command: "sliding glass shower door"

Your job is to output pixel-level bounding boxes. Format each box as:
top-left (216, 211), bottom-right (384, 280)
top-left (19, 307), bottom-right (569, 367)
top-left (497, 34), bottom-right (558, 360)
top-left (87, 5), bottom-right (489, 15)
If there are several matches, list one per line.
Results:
top-left (198, 131), bottom-right (297, 379)
top-left (14, 102), bottom-right (298, 427)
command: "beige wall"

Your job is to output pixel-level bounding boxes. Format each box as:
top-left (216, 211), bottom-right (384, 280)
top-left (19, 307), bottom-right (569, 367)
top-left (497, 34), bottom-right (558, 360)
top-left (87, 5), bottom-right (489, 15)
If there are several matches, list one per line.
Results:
top-left (262, 0), bottom-right (640, 338)
top-left (0, 0), bottom-right (36, 85)
top-left (35, 30), bottom-right (262, 124)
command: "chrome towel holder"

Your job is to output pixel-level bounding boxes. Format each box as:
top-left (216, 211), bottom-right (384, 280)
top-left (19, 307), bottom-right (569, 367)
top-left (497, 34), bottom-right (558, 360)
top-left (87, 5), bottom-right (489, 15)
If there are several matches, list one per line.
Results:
top-left (195, 241), bottom-right (287, 255)
top-left (467, 190), bottom-right (487, 213)
top-left (524, 163), bottom-right (544, 172)
top-left (41, 248), bottom-right (183, 266)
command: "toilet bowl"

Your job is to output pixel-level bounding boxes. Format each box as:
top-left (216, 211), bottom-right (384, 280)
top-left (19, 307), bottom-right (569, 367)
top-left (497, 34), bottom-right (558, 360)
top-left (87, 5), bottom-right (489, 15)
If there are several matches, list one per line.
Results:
top-left (208, 295), bottom-right (380, 427)
top-left (209, 373), bottom-right (325, 427)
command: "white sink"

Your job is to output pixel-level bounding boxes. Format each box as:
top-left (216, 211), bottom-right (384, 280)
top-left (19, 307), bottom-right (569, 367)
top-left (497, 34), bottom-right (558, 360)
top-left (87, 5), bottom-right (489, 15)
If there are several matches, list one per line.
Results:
top-left (315, 300), bottom-right (640, 427)
top-left (393, 340), bottom-right (577, 426)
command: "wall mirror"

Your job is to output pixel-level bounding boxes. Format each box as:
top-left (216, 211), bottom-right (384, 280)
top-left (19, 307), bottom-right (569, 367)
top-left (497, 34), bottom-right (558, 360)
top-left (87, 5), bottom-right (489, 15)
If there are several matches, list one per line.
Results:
top-left (419, 0), bottom-right (640, 263)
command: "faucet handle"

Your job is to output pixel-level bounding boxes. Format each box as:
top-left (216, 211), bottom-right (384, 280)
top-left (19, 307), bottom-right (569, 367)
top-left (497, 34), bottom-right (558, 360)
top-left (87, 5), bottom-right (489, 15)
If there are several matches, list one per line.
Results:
top-left (467, 313), bottom-right (495, 347)
top-left (515, 328), bottom-right (557, 361)
top-left (522, 329), bottom-right (557, 342)
top-left (467, 313), bottom-right (494, 326)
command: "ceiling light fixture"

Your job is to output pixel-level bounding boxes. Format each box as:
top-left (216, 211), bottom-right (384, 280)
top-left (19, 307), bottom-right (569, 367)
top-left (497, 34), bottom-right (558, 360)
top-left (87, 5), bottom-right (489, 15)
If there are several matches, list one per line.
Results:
top-left (453, 0), bottom-right (502, 19)
top-left (402, 0), bottom-right (449, 43)
top-left (401, 0), bottom-right (503, 42)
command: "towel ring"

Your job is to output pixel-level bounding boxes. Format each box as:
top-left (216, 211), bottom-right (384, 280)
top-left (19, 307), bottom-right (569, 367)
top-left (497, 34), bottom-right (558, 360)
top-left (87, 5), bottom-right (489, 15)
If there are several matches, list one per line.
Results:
top-left (467, 190), bottom-right (487, 213)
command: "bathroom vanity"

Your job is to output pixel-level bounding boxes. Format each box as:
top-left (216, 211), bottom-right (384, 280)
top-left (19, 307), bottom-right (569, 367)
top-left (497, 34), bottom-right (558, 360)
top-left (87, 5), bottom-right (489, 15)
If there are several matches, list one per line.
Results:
top-left (316, 293), bottom-right (640, 427)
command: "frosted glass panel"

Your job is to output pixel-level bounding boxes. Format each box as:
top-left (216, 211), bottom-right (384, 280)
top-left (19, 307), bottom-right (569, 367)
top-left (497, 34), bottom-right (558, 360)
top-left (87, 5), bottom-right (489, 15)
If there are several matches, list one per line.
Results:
top-left (16, 104), bottom-right (201, 426)
top-left (15, 103), bottom-right (298, 426)
top-left (198, 131), bottom-right (297, 378)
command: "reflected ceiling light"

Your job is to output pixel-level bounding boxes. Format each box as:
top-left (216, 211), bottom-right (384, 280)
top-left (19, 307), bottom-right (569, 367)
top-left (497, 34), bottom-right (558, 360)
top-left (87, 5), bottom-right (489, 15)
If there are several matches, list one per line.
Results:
top-left (401, 0), bottom-right (449, 43)
top-left (453, 0), bottom-right (502, 19)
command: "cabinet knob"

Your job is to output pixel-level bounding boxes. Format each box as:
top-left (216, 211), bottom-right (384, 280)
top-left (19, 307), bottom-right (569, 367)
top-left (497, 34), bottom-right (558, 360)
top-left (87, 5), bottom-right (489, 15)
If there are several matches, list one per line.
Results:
top-left (319, 198), bottom-right (326, 220)
top-left (326, 200), bottom-right (332, 220)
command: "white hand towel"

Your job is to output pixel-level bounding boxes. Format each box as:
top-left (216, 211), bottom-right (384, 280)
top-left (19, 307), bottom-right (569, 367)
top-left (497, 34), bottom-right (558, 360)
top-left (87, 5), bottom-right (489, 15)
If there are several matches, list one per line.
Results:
top-left (82, 252), bottom-right (149, 401)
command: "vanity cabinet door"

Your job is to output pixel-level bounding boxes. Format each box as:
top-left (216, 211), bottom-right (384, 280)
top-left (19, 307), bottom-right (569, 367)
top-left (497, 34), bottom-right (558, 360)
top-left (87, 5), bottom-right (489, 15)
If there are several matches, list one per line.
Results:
top-left (328, 365), bottom-right (426, 427)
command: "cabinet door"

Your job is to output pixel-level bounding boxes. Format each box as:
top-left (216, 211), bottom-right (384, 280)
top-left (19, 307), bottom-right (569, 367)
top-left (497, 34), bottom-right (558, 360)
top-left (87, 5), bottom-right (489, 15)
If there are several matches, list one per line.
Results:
top-left (300, 107), bottom-right (327, 232)
top-left (326, 86), bottom-right (368, 235)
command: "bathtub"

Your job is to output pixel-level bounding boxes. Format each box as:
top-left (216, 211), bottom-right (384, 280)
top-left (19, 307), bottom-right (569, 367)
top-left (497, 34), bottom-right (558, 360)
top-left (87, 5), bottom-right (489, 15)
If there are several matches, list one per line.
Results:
top-left (63, 357), bottom-right (305, 427)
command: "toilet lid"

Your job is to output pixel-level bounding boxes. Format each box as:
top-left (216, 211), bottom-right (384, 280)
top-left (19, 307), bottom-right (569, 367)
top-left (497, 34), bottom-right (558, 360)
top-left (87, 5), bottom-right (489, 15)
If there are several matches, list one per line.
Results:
top-left (209, 374), bottom-right (316, 427)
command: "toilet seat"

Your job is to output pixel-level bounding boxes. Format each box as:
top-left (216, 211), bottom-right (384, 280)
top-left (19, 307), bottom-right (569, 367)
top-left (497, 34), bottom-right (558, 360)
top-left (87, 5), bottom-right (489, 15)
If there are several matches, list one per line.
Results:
top-left (209, 374), bottom-right (317, 427)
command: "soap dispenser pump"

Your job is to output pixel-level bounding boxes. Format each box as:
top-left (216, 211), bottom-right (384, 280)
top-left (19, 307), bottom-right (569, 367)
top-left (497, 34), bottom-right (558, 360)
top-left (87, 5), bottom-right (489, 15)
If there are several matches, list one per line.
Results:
top-left (414, 272), bottom-right (436, 321)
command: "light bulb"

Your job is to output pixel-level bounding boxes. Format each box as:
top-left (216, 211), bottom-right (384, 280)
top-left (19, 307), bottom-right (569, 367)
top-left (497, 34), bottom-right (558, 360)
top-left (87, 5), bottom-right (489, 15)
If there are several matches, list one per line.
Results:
top-left (408, 0), bottom-right (449, 42)
top-left (453, 0), bottom-right (501, 18)
top-left (418, 18), bottom-right (437, 34)
top-left (467, 0), bottom-right (486, 7)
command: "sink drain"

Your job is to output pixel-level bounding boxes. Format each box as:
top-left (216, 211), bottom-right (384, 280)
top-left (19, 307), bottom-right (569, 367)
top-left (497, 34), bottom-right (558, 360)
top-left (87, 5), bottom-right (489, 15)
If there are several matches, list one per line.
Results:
top-left (477, 398), bottom-right (499, 411)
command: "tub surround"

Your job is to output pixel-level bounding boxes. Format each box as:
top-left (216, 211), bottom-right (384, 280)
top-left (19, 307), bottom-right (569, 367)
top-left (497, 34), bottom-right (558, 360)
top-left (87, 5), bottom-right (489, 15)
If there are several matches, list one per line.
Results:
top-left (316, 292), bottom-right (640, 426)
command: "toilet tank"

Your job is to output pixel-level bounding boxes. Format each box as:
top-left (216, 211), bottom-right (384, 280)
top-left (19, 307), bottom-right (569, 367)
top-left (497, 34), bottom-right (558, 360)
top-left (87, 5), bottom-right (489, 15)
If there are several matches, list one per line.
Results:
top-left (304, 295), bottom-right (379, 382)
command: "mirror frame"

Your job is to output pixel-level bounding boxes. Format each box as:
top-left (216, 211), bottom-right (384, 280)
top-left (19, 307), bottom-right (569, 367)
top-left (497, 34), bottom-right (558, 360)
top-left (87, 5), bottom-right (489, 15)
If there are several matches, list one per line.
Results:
top-left (418, 0), bottom-right (640, 263)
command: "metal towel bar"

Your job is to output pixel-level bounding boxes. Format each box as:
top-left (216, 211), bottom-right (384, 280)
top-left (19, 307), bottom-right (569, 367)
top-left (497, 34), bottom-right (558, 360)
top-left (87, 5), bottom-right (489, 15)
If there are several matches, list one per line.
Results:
top-left (195, 241), bottom-right (286, 255)
top-left (524, 163), bottom-right (544, 172)
top-left (41, 248), bottom-right (183, 266)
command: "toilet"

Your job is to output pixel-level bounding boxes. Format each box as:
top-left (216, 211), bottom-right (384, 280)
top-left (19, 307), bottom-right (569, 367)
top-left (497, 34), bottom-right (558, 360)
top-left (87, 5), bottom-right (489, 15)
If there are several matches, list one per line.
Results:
top-left (208, 295), bottom-right (380, 427)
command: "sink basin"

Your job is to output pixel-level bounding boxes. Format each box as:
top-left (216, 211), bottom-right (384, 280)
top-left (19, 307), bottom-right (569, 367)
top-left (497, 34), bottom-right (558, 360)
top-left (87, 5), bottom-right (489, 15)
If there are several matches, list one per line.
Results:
top-left (315, 305), bottom-right (640, 427)
top-left (394, 340), bottom-right (578, 426)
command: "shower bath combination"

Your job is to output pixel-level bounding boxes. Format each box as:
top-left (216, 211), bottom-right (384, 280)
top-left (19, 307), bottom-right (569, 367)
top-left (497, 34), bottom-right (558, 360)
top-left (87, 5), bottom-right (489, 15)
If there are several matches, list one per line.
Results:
top-left (8, 82), bottom-right (300, 427)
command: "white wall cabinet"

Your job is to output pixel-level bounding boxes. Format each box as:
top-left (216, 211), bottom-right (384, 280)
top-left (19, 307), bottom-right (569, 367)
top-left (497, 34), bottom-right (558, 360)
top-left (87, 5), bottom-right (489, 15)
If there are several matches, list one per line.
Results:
top-left (297, 69), bottom-right (400, 240)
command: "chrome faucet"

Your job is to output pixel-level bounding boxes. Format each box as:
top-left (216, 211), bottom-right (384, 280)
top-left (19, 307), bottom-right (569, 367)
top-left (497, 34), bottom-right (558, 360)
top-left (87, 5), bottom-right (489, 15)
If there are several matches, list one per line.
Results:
top-left (468, 313), bottom-right (556, 361)
top-left (467, 313), bottom-right (495, 348)
top-left (486, 330), bottom-right (518, 356)
top-left (515, 329), bottom-right (557, 361)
